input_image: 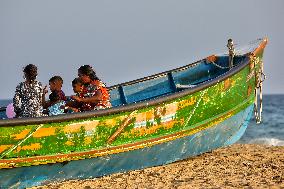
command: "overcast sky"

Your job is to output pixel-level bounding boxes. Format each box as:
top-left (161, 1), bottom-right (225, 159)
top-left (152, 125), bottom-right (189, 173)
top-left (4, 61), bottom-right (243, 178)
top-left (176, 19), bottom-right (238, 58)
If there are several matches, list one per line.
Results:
top-left (0, 0), bottom-right (283, 99)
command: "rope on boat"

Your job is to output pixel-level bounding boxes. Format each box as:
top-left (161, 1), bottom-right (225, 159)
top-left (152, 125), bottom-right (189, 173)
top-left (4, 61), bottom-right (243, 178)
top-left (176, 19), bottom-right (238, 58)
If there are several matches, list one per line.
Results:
top-left (207, 39), bottom-right (236, 70)
top-left (0, 124), bottom-right (44, 159)
top-left (252, 54), bottom-right (266, 124)
top-left (208, 39), bottom-right (265, 70)
top-left (205, 53), bottom-right (231, 69)
top-left (207, 60), bottom-right (231, 69)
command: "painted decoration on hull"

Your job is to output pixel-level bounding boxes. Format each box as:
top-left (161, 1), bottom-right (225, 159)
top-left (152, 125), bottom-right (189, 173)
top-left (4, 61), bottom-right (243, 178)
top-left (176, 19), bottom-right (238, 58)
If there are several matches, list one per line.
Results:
top-left (0, 105), bottom-right (254, 189)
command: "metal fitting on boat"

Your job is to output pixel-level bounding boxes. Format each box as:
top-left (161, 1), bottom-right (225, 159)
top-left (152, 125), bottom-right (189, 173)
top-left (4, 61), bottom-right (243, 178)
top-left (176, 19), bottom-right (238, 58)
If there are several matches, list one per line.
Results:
top-left (227, 39), bottom-right (235, 68)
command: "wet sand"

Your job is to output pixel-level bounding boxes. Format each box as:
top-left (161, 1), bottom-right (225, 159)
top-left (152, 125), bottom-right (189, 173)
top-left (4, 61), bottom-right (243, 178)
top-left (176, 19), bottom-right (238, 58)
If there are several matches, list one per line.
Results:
top-left (32, 144), bottom-right (284, 189)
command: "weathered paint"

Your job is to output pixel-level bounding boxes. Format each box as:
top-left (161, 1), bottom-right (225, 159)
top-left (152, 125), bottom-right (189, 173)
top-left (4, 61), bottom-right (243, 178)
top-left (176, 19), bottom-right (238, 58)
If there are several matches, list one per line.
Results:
top-left (16, 143), bottom-right (41, 153)
top-left (33, 128), bottom-right (56, 138)
top-left (12, 129), bottom-right (31, 140)
top-left (0, 145), bottom-right (12, 154)
top-left (0, 105), bottom-right (254, 189)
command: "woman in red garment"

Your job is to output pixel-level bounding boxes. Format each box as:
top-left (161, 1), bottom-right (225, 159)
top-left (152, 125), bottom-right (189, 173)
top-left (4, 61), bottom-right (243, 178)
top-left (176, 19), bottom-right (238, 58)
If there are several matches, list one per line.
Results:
top-left (71, 65), bottom-right (111, 111)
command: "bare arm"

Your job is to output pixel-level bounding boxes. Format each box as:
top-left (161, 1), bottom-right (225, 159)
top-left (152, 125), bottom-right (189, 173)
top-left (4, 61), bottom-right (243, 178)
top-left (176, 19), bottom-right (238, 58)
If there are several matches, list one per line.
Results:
top-left (13, 84), bottom-right (22, 117)
top-left (71, 90), bottom-right (102, 104)
top-left (42, 85), bottom-right (50, 109)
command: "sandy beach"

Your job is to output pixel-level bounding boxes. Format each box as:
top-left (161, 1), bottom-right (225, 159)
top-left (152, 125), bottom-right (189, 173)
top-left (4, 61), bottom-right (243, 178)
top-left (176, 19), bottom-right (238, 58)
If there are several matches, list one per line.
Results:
top-left (32, 144), bottom-right (284, 189)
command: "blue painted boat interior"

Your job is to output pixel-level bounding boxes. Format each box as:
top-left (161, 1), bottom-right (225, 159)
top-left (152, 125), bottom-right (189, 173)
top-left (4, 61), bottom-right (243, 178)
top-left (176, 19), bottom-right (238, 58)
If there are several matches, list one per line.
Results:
top-left (0, 111), bottom-right (6, 119)
top-left (109, 55), bottom-right (247, 107)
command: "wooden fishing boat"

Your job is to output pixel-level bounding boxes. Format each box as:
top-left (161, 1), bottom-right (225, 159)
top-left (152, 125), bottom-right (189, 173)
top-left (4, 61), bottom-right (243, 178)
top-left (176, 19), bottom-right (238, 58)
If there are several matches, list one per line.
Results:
top-left (0, 38), bottom-right (268, 188)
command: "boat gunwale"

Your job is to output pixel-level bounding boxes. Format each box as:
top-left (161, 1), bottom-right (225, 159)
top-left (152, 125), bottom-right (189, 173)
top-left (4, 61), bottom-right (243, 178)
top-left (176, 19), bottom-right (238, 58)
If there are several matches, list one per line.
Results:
top-left (0, 38), bottom-right (268, 127)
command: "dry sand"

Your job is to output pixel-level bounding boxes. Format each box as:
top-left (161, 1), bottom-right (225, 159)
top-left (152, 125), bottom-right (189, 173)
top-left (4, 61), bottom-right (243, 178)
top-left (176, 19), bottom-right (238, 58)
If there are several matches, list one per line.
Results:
top-left (32, 144), bottom-right (284, 189)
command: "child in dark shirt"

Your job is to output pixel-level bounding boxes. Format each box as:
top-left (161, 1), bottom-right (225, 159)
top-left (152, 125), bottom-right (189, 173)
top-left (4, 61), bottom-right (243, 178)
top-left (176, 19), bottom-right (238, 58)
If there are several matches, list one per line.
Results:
top-left (49, 76), bottom-right (66, 101)
top-left (44, 76), bottom-right (66, 109)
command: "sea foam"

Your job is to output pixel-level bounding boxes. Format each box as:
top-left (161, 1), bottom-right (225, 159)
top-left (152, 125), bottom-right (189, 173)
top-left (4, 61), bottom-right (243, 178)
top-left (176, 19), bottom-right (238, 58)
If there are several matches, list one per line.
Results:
top-left (248, 137), bottom-right (284, 146)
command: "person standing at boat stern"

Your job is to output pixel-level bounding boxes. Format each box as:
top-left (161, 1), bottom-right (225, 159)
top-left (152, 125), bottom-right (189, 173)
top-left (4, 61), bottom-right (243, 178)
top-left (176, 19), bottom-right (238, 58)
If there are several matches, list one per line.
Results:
top-left (71, 65), bottom-right (111, 111)
top-left (13, 64), bottom-right (45, 118)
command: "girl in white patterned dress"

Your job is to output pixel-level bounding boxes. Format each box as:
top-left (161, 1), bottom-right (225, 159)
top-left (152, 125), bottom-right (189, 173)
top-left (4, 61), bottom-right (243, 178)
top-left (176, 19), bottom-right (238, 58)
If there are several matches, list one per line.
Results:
top-left (13, 64), bottom-right (46, 118)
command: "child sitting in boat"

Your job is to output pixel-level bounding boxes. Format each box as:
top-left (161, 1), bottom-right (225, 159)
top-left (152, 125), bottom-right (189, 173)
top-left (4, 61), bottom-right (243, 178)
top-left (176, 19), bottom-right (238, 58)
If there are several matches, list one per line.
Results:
top-left (47, 91), bottom-right (66, 116)
top-left (13, 64), bottom-right (46, 118)
top-left (64, 78), bottom-right (84, 113)
top-left (44, 76), bottom-right (66, 109)
top-left (48, 76), bottom-right (66, 101)
top-left (72, 78), bottom-right (84, 97)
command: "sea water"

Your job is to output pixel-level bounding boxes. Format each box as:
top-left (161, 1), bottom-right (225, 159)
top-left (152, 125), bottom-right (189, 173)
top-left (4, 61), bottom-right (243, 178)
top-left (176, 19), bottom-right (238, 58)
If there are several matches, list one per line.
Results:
top-left (239, 94), bottom-right (284, 146)
top-left (0, 95), bottom-right (283, 146)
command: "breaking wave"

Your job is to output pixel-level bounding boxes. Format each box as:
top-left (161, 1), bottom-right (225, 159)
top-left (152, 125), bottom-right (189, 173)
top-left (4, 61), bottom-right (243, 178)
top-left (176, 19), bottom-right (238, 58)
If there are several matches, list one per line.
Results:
top-left (248, 137), bottom-right (284, 146)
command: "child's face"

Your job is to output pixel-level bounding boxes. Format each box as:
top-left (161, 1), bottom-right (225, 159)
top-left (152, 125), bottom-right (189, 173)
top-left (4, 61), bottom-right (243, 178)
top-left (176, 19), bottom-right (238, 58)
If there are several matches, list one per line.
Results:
top-left (49, 81), bottom-right (62, 91)
top-left (72, 83), bottom-right (82, 93)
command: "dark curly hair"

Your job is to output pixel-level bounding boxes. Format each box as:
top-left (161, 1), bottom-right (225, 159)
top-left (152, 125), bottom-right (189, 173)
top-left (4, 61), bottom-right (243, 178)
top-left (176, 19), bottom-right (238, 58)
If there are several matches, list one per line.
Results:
top-left (78, 65), bottom-right (99, 81)
top-left (72, 77), bottom-right (82, 86)
top-left (23, 64), bottom-right (38, 82)
top-left (49, 76), bottom-right (63, 84)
